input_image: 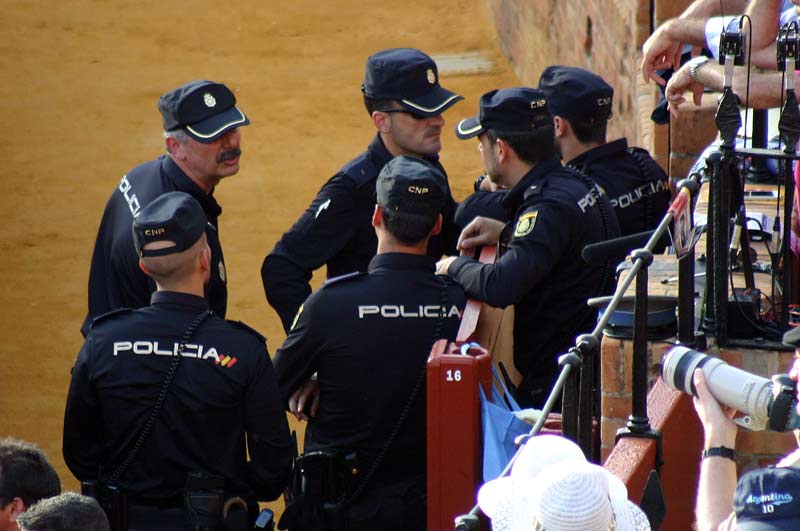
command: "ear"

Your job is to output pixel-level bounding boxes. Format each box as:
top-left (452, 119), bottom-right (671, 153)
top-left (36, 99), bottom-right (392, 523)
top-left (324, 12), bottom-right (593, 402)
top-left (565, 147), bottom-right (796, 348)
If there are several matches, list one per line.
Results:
top-left (138, 259), bottom-right (151, 277)
top-left (165, 135), bottom-right (184, 159)
top-left (430, 214), bottom-right (443, 236)
top-left (199, 244), bottom-right (211, 272)
top-left (553, 116), bottom-right (568, 138)
top-left (372, 111), bottom-right (392, 133)
top-left (9, 496), bottom-right (26, 521)
top-left (494, 137), bottom-right (508, 163)
top-left (371, 204), bottom-right (382, 228)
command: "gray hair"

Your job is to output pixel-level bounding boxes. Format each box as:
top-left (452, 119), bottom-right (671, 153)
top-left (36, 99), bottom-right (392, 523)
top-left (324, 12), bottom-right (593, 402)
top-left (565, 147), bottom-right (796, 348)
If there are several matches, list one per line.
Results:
top-left (17, 492), bottom-right (110, 531)
top-left (163, 129), bottom-right (188, 154)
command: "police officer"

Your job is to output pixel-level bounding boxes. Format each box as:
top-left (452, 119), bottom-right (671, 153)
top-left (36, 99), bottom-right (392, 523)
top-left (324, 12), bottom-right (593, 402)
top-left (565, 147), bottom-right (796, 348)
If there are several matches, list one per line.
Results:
top-left (273, 157), bottom-right (466, 531)
top-left (64, 192), bottom-right (292, 530)
top-left (262, 48), bottom-right (463, 333)
top-left (438, 88), bottom-right (620, 408)
top-left (541, 66), bottom-right (670, 243)
top-left (455, 67), bottom-right (670, 251)
top-left (82, 80), bottom-right (248, 336)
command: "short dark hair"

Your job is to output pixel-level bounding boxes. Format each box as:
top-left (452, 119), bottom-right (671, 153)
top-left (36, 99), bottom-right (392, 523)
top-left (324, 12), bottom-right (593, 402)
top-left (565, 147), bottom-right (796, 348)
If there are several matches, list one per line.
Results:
top-left (363, 95), bottom-right (396, 116)
top-left (0, 438), bottom-right (60, 508)
top-left (17, 493), bottom-right (110, 531)
top-left (486, 125), bottom-right (556, 166)
top-left (380, 206), bottom-right (438, 244)
top-left (566, 117), bottom-right (608, 144)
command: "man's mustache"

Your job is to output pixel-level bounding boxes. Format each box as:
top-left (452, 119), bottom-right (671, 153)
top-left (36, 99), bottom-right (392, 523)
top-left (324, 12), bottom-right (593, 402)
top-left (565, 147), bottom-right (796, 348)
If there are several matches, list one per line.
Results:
top-left (218, 148), bottom-right (241, 163)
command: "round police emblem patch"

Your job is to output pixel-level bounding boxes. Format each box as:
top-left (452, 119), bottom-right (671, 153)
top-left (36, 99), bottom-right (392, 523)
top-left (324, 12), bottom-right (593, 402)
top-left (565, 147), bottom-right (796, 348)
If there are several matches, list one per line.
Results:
top-left (514, 211), bottom-right (538, 238)
top-left (203, 93), bottom-right (217, 107)
top-left (426, 68), bottom-right (436, 84)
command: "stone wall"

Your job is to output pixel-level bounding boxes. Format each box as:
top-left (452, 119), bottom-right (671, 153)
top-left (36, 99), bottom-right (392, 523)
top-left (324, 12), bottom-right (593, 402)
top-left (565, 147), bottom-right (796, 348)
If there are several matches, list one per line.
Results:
top-left (483, 0), bottom-right (719, 179)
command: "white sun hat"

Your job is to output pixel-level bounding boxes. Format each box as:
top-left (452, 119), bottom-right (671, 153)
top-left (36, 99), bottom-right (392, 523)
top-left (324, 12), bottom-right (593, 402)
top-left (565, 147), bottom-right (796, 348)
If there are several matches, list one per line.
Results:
top-left (477, 435), bottom-right (649, 531)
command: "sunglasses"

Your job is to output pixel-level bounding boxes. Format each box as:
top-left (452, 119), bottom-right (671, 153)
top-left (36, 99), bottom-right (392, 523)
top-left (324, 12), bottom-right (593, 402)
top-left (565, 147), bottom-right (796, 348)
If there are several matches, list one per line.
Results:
top-left (377, 108), bottom-right (430, 120)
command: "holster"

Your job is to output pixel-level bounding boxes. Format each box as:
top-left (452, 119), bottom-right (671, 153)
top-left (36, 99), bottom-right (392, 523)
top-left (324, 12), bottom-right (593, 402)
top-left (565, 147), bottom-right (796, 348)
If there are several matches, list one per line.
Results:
top-left (279, 450), bottom-right (360, 531)
top-left (81, 480), bottom-right (128, 531)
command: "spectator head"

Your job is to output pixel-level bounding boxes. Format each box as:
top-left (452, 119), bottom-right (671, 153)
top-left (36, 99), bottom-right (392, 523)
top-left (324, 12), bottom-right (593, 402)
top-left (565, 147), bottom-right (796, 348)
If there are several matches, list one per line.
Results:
top-left (731, 455), bottom-right (800, 529)
top-left (16, 493), bottom-right (109, 531)
top-left (0, 438), bottom-right (60, 531)
top-left (478, 435), bottom-right (650, 530)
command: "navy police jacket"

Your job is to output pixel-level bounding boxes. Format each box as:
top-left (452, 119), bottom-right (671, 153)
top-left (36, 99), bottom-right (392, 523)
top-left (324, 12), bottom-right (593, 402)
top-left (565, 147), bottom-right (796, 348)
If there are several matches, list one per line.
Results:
top-left (448, 157), bottom-right (620, 390)
top-left (273, 253), bottom-right (466, 483)
top-left (570, 139), bottom-right (670, 242)
top-left (261, 135), bottom-right (460, 332)
top-left (64, 292), bottom-right (292, 503)
top-left (455, 140), bottom-right (669, 247)
top-left (82, 156), bottom-right (228, 336)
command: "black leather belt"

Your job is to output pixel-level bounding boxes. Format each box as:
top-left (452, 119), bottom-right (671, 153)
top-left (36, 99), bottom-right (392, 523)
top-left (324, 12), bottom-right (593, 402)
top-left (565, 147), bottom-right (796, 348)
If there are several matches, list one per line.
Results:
top-left (128, 503), bottom-right (185, 530)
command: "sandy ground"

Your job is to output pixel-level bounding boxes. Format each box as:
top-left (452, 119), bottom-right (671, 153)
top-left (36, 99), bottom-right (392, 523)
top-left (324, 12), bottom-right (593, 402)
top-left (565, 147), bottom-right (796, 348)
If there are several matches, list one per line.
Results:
top-left (0, 0), bottom-right (518, 511)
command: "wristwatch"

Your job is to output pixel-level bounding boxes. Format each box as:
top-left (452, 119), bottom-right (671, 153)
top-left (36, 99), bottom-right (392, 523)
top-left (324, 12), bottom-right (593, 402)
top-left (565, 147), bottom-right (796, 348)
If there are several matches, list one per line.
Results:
top-left (687, 56), bottom-right (710, 82)
top-left (701, 446), bottom-right (737, 462)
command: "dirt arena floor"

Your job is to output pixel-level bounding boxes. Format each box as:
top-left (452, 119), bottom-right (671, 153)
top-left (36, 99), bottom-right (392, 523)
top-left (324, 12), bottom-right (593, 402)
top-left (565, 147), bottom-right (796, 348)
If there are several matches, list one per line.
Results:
top-left (0, 0), bottom-right (518, 512)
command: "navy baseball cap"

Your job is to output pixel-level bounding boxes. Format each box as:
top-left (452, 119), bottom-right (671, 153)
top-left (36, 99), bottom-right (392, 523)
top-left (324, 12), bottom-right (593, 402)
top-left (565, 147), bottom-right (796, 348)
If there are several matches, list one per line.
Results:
top-left (362, 48), bottom-right (463, 117)
top-left (132, 192), bottom-right (208, 257)
top-left (539, 65), bottom-right (613, 123)
top-left (377, 156), bottom-right (445, 217)
top-left (455, 88), bottom-right (551, 140)
top-left (734, 466), bottom-right (800, 530)
top-left (158, 80), bottom-right (250, 143)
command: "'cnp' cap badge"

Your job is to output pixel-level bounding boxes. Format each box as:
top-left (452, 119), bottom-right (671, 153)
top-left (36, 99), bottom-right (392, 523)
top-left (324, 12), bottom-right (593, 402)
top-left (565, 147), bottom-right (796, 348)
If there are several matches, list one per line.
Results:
top-left (203, 93), bottom-right (217, 107)
top-left (427, 68), bottom-right (436, 84)
top-left (514, 211), bottom-right (538, 238)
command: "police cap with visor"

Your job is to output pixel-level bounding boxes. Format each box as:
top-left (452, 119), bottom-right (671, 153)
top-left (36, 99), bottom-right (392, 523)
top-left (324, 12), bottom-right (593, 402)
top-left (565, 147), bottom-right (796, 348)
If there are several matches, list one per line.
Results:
top-left (377, 156), bottom-right (446, 218)
top-left (132, 191), bottom-right (208, 258)
top-left (455, 87), bottom-right (551, 140)
top-left (362, 48), bottom-right (463, 117)
top-left (538, 65), bottom-right (613, 124)
top-left (158, 80), bottom-right (250, 143)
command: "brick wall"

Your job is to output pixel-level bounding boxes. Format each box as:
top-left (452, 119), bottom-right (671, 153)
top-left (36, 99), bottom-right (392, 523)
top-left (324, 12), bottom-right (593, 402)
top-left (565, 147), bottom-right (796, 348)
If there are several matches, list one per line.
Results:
top-left (483, 0), bottom-right (719, 179)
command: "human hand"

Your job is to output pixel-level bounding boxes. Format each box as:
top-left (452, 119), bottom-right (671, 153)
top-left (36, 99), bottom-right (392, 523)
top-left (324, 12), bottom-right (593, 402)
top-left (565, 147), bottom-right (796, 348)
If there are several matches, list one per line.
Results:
top-left (642, 20), bottom-right (683, 86)
top-left (288, 377), bottom-right (320, 422)
top-left (665, 64), bottom-right (704, 116)
top-left (457, 216), bottom-right (505, 253)
top-left (436, 256), bottom-right (457, 276)
top-left (479, 175), bottom-right (498, 192)
top-left (692, 369), bottom-right (738, 449)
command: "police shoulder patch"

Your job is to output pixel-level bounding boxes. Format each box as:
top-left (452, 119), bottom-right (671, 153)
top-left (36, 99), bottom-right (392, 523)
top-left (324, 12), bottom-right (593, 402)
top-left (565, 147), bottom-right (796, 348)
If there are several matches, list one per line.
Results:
top-left (322, 271), bottom-right (366, 287)
top-left (226, 320), bottom-right (266, 343)
top-left (90, 308), bottom-right (132, 329)
top-left (514, 211), bottom-right (538, 238)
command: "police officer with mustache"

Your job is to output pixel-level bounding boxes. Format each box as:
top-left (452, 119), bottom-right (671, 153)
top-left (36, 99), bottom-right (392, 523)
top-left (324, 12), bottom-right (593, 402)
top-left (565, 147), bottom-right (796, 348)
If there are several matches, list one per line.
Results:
top-left (82, 80), bottom-right (248, 337)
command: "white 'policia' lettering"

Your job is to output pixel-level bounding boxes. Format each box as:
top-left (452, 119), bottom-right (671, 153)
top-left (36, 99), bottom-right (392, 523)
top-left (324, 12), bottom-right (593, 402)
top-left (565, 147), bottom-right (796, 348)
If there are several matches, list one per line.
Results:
top-left (609, 179), bottom-right (669, 210)
top-left (358, 305), bottom-right (463, 319)
top-left (113, 341), bottom-right (221, 362)
top-left (577, 183), bottom-right (604, 213)
top-left (118, 175), bottom-right (141, 218)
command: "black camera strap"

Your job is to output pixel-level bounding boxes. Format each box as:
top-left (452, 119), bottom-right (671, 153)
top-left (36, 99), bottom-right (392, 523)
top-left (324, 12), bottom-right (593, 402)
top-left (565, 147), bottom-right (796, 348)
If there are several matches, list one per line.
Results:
top-left (342, 277), bottom-right (451, 507)
top-left (106, 309), bottom-right (213, 484)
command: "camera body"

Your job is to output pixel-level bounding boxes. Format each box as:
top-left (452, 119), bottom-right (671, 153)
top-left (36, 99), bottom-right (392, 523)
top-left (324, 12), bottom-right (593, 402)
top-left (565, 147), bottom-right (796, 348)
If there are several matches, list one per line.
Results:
top-left (662, 346), bottom-right (799, 432)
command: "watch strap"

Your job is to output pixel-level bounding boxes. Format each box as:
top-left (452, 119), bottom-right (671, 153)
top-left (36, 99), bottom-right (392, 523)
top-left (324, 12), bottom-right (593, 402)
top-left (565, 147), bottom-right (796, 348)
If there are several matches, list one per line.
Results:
top-left (702, 446), bottom-right (738, 462)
